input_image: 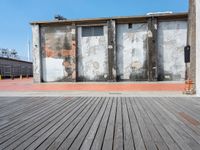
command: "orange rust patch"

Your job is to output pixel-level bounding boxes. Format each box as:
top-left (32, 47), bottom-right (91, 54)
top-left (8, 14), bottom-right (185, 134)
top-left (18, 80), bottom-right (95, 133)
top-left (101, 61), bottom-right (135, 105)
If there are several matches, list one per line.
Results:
top-left (61, 50), bottom-right (75, 57)
top-left (44, 45), bottom-right (76, 58)
top-left (179, 112), bottom-right (200, 126)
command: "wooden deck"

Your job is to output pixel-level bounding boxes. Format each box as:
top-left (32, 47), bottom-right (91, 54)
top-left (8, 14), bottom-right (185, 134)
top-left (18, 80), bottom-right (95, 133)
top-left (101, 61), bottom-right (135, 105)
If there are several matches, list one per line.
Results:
top-left (0, 97), bottom-right (200, 150)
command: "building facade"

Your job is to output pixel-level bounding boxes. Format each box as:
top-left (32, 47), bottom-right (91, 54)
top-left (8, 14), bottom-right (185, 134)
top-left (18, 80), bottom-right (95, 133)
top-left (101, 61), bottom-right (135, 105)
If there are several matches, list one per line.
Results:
top-left (31, 13), bottom-right (188, 83)
top-left (0, 57), bottom-right (33, 78)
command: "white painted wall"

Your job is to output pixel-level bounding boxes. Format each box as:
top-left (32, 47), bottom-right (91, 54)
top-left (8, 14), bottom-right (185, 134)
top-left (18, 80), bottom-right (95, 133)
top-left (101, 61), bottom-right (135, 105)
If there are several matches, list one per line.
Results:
top-left (42, 58), bottom-right (66, 82)
top-left (196, 0), bottom-right (200, 95)
top-left (158, 21), bottom-right (187, 81)
top-left (77, 26), bottom-right (108, 81)
top-left (117, 23), bottom-right (148, 80)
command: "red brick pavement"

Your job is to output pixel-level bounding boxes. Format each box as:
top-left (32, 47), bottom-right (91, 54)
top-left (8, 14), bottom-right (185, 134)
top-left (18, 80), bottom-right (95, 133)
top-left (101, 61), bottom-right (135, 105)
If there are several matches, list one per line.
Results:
top-left (0, 78), bottom-right (185, 92)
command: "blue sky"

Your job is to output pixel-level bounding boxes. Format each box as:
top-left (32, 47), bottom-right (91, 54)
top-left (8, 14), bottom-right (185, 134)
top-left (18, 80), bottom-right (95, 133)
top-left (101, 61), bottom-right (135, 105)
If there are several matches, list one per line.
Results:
top-left (0, 0), bottom-right (188, 61)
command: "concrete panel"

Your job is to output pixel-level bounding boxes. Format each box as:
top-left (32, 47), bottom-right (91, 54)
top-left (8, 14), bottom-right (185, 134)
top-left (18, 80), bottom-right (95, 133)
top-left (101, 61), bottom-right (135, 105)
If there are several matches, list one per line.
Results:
top-left (157, 21), bottom-right (187, 81)
top-left (196, 0), bottom-right (200, 95)
top-left (77, 26), bottom-right (108, 81)
top-left (117, 23), bottom-right (148, 81)
top-left (40, 26), bottom-right (76, 82)
top-left (32, 25), bottom-right (42, 83)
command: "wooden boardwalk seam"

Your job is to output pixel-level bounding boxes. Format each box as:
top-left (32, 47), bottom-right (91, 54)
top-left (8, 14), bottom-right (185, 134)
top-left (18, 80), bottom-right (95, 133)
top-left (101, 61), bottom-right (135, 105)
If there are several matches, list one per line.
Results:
top-left (0, 97), bottom-right (200, 150)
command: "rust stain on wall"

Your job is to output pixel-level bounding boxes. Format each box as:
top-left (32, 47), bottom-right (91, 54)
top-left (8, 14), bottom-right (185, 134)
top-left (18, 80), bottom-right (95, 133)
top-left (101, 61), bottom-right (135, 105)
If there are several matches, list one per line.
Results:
top-left (41, 26), bottom-right (76, 82)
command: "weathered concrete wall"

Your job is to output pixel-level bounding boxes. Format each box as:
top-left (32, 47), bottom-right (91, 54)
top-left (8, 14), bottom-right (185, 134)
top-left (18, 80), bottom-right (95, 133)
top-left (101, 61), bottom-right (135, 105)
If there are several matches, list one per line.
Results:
top-left (40, 25), bottom-right (76, 82)
top-left (157, 21), bottom-right (187, 81)
top-left (32, 25), bottom-right (42, 83)
top-left (117, 23), bottom-right (148, 81)
top-left (77, 26), bottom-right (109, 81)
top-left (196, 0), bottom-right (200, 95)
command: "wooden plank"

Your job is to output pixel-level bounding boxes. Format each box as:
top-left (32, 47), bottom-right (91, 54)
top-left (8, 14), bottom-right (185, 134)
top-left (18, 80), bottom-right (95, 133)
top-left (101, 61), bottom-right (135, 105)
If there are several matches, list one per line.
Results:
top-left (130, 98), bottom-right (157, 150)
top-left (101, 97), bottom-right (117, 150)
top-left (170, 97), bottom-right (200, 113)
top-left (140, 98), bottom-right (181, 150)
top-left (0, 97), bottom-right (46, 112)
top-left (0, 97), bottom-right (80, 150)
top-left (154, 98), bottom-right (200, 150)
top-left (0, 97), bottom-right (40, 126)
top-left (122, 97), bottom-right (134, 150)
top-left (80, 97), bottom-right (109, 150)
top-left (0, 97), bottom-right (72, 143)
top-left (0, 96), bottom-right (200, 150)
top-left (0, 97), bottom-right (33, 110)
top-left (0, 97), bottom-right (53, 118)
top-left (0, 97), bottom-right (62, 131)
top-left (46, 97), bottom-right (100, 150)
top-left (135, 98), bottom-right (169, 150)
top-left (164, 98), bottom-right (200, 136)
top-left (126, 98), bottom-right (146, 150)
top-left (179, 112), bottom-right (200, 126)
top-left (0, 97), bottom-right (41, 116)
top-left (58, 97), bottom-right (104, 150)
top-left (113, 97), bottom-right (124, 150)
top-left (10, 97), bottom-right (86, 150)
top-left (0, 97), bottom-right (69, 138)
top-left (145, 98), bottom-right (193, 150)
top-left (156, 98), bottom-right (200, 144)
top-left (70, 98), bottom-right (108, 150)
top-left (90, 97), bottom-right (113, 150)
top-left (0, 97), bottom-right (25, 111)
top-left (0, 97), bottom-right (53, 124)
top-left (36, 97), bottom-right (98, 150)
top-left (169, 98), bottom-right (200, 121)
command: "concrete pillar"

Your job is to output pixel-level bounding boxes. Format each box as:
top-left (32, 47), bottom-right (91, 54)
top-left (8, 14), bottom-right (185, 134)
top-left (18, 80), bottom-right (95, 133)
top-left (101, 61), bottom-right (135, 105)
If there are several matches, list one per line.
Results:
top-left (188, 0), bottom-right (196, 93)
top-left (107, 20), bottom-right (117, 81)
top-left (32, 25), bottom-right (42, 83)
top-left (147, 17), bottom-right (158, 81)
top-left (196, 0), bottom-right (200, 95)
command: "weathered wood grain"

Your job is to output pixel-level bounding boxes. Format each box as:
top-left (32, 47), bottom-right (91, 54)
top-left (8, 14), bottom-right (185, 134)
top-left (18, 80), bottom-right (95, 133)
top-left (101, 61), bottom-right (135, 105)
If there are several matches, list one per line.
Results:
top-left (0, 96), bottom-right (199, 150)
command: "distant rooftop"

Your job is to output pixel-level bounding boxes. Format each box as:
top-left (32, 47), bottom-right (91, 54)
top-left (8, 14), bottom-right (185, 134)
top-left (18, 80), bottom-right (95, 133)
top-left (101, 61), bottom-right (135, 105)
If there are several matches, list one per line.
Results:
top-left (0, 56), bottom-right (32, 64)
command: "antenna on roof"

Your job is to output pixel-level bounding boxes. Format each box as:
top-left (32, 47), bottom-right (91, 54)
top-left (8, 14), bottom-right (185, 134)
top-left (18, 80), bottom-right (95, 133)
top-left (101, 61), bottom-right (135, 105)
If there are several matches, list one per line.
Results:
top-left (54, 15), bottom-right (67, 20)
top-left (147, 11), bottom-right (173, 16)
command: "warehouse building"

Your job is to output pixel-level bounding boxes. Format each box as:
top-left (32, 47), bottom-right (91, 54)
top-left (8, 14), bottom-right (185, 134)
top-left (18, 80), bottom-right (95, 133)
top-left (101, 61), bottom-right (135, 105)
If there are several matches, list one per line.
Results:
top-left (0, 57), bottom-right (33, 79)
top-left (31, 13), bottom-right (188, 83)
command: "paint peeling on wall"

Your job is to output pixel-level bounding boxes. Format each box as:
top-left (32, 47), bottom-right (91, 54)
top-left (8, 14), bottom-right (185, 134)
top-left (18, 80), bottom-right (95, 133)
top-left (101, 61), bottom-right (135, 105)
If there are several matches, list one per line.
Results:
top-left (157, 21), bottom-right (187, 81)
top-left (77, 26), bottom-right (109, 81)
top-left (40, 26), bottom-right (76, 82)
top-left (117, 23), bottom-right (148, 81)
